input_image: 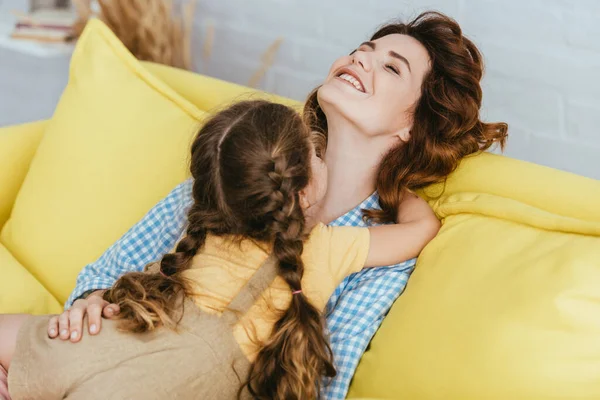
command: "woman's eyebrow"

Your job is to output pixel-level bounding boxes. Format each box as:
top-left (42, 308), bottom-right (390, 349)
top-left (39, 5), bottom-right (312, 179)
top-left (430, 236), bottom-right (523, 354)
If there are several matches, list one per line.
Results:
top-left (389, 51), bottom-right (412, 72)
top-left (359, 41), bottom-right (376, 50)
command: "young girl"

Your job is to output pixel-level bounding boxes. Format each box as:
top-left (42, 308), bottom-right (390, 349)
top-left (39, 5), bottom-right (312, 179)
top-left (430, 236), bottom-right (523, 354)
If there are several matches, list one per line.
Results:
top-left (0, 100), bottom-right (439, 400)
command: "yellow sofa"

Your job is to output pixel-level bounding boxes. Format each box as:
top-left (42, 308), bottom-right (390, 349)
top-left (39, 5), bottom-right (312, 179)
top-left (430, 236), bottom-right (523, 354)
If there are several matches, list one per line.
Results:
top-left (2, 19), bottom-right (600, 399)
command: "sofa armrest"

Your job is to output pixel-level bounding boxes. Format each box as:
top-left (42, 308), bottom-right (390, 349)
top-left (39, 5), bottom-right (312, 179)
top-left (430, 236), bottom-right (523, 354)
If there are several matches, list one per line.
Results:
top-left (0, 120), bottom-right (47, 230)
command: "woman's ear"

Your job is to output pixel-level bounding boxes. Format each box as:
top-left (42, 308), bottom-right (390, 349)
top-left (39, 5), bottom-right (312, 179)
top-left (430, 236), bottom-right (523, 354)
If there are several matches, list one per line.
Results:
top-left (397, 126), bottom-right (411, 142)
top-left (299, 189), bottom-right (311, 210)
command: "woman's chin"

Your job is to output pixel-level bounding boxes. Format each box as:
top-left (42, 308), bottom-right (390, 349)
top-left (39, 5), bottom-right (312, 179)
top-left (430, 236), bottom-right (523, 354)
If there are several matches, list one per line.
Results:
top-left (318, 83), bottom-right (364, 123)
top-left (317, 81), bottom-right (339, 104)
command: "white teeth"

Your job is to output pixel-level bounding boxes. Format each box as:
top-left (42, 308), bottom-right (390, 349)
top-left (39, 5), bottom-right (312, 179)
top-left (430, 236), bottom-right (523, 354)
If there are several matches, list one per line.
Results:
top-left (338, 73), bottom-right (364, 92)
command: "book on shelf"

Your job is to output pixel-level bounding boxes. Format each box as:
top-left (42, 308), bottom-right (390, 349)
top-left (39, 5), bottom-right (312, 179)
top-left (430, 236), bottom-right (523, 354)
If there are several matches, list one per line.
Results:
top-left (15, 22), bottom-right (73, 31)
top-left (11, 9), bottom-right (77, 43)
top-left (11, 26), bottom-right (72, 42)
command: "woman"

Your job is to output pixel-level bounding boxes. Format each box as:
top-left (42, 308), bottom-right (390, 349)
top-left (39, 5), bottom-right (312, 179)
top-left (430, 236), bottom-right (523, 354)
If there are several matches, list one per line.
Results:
top-left (46, 11), bottom-right (507, 399)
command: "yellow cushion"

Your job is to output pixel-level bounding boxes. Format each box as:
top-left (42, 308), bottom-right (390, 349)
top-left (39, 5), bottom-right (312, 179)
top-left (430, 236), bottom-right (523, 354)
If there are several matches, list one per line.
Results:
top-left (0, 121), bottom-right (46, 230)
top-left (142, 62), bottom-right (298, 112)
top-left (349, 153), bottom-right (600, 399)
top-left (0, 242), bottom-right (61, 314)
top-left (1, 18), bottom-right (206, 304)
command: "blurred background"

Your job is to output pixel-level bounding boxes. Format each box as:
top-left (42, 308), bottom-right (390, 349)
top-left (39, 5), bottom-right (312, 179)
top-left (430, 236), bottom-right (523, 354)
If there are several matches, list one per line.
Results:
top-left (0, 0), bottom-right (598, 179)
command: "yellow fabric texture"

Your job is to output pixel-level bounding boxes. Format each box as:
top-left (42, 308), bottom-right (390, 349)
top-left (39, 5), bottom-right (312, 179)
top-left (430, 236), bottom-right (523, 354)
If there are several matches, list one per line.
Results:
top-left (0, 121), bottom-right (46, 230)
top-left (142, 62), bottom-right (298, 112)
top-left (0, 121), bottom-right (60, 314)
top-left (0, 19), bottom-right (206, 304)
top-left (183, 223), bottom-right (370, 360)
top-left (349, 153), bottom-right (600, 399)
top-left (0, 243), bottom-right (62, 314)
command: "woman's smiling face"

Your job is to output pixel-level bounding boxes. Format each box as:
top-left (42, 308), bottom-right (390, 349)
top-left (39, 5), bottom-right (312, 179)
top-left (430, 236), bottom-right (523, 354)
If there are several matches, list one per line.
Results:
top-left (318, 33), bottom-right (430, 141)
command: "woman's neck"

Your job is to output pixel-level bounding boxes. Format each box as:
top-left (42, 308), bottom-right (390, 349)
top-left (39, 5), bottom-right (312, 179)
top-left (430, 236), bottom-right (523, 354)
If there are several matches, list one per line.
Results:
top-left (315, 119), bottom-right (393, 224)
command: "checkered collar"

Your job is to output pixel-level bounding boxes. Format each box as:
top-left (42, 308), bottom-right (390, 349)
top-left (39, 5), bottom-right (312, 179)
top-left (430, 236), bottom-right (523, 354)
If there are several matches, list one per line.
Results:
top-left (328, 191), bottom-right (380, 227)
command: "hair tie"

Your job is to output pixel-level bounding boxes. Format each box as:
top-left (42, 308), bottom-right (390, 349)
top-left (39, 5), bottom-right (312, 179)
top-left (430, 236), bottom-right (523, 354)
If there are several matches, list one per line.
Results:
top-left (291, 290), bottom-right (302, 295)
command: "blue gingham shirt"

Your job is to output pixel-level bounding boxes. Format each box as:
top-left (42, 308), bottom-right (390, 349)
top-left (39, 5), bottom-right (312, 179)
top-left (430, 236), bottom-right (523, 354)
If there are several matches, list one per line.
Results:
top-left (66, 179), bottom-right (416, 399)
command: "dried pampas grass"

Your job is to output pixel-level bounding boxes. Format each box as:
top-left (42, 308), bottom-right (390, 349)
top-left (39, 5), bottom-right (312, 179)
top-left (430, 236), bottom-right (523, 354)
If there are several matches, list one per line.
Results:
top-left (73, 0), bottom-right (196, 70)
top-left (72, 0), bottom-right (285, 89)
top-left (201, 22), bottom-right (214, 73)
top-left (248, 37), bottom-right (283, 88)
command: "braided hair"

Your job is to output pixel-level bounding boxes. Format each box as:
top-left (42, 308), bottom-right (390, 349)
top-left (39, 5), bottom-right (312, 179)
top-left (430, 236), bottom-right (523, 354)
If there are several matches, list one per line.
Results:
top-left (105, 100), bottom-right (335, 399)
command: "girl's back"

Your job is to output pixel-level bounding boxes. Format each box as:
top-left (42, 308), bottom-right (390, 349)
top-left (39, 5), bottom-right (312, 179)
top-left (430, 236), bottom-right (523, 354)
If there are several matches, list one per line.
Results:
top-left (104, 100), bottom-right (339, 399)
top-left (181, 223), bottom-right (369, 360)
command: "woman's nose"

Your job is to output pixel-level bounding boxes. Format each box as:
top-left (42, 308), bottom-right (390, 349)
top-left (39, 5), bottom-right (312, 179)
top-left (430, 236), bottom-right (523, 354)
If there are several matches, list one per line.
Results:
top-left (352, 51), bottom-right (372, 72)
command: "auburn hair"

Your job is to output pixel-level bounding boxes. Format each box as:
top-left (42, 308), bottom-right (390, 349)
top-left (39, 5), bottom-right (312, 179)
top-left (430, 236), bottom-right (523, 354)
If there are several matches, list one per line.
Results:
top-left (305, 11), bottom-right (508, 222)
top-left (104, 100), bottom-right (335, 399)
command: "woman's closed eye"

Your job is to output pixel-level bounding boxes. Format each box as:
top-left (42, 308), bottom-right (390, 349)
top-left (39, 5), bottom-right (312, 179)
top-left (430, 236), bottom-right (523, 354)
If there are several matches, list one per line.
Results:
top-left (386, 64), bottom-right (400, 75)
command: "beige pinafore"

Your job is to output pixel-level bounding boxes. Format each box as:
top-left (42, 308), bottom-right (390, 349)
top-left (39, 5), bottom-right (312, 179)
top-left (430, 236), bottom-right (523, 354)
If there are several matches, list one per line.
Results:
top-left (8, 256), bottom-right (278, 400)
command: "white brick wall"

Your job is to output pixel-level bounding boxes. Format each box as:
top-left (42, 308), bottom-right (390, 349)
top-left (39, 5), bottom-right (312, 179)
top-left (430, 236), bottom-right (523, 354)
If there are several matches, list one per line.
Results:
top-left (190, 0), bottom-right (600, 180)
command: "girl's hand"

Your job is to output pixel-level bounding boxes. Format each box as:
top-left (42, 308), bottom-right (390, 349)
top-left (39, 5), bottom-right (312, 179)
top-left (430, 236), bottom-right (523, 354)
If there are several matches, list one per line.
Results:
top-left (365, 192), bottom-right (440, 267)
top-left (47, 290), bottom-right (119, 343)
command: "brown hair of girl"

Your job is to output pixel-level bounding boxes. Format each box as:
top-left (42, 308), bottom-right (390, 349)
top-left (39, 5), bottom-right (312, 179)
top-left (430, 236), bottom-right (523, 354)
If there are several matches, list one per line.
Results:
top-left (104, 100), bottom-right (335, 399)
top-left (305, 11), bottom-right (508, 222)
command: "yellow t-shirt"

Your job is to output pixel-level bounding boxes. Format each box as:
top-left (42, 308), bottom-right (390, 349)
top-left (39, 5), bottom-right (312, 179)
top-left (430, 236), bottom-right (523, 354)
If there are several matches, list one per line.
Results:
top-left (180, 223), bottom-right (370, 360)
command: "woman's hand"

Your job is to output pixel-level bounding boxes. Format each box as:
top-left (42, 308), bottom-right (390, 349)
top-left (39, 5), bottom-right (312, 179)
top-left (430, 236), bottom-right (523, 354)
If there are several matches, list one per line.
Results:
top-left (47, 290), bottom-right (119, 343)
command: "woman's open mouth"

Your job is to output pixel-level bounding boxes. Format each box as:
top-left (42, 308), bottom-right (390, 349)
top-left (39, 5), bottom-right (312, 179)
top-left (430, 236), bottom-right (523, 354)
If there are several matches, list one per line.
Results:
top-left (335, 71), bottom-right (365, 93)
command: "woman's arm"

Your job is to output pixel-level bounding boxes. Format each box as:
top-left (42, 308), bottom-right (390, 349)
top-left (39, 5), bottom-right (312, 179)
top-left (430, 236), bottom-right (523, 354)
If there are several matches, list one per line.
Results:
top-left (365, 192), bottom-right (440, 267)
top-left (49, 180), bottom-right (193, 343)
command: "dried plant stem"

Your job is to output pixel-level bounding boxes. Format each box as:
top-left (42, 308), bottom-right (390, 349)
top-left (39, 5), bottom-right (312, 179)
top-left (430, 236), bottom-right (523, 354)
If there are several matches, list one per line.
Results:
top-left (202, 22), bottom-right (214, 73)
top-left (181, 0), bottom-right (196, 70)
top-left (248, 37), bottom-right (283, 88)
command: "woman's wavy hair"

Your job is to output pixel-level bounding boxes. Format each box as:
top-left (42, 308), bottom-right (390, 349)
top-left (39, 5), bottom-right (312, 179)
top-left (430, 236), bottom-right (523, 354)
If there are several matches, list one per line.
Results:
top-left (104, 100), bottom-right (335, 399)
top-left (305, 11), bottom-right (508, 222)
